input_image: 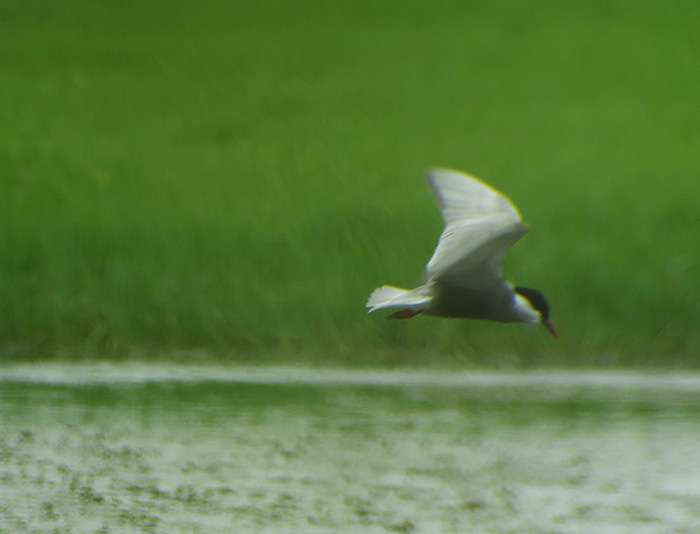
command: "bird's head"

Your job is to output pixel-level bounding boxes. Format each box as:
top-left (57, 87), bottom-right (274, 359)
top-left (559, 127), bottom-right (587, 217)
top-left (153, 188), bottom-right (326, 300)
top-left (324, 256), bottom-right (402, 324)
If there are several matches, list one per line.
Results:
top-left (513, 286), bottom-right (560, 340)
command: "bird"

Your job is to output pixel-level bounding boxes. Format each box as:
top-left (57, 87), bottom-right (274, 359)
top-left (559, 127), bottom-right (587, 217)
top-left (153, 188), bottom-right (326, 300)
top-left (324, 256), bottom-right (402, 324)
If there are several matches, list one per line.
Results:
top-left (366, 168), bottom-right (559, 339)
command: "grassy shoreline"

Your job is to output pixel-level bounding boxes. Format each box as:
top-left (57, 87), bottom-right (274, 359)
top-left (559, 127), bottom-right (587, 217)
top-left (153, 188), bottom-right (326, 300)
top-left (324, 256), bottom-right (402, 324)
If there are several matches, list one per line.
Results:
top-left (2, 1), bottom-right (700, 366)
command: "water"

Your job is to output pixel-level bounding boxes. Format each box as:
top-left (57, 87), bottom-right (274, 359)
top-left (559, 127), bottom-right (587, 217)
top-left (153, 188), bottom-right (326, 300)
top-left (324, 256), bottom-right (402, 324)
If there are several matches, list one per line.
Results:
top-left (2, 364), bottom-right (700, 533)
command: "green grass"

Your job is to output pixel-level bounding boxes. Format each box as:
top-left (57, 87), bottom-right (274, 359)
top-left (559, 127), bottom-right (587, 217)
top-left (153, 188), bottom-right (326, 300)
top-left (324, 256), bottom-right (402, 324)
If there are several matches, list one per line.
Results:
top-left (2, 0), bottom-right (700, 366)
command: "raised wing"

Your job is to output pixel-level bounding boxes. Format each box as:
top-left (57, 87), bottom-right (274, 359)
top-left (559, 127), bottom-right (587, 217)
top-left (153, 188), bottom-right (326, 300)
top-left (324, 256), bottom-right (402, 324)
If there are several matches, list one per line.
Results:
top-left (424, 168), bottom-right (529, 286)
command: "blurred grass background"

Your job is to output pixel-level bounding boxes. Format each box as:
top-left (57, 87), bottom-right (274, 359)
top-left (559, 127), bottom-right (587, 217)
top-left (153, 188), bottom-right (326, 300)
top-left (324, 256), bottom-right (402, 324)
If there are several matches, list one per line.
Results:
top-left (1, 0), bottom-right (699, 366)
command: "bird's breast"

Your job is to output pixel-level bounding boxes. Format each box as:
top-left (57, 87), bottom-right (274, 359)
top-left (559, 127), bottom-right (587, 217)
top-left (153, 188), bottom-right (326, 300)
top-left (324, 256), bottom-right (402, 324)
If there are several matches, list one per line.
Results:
top-left (428, 282), bottom-right (517, 322)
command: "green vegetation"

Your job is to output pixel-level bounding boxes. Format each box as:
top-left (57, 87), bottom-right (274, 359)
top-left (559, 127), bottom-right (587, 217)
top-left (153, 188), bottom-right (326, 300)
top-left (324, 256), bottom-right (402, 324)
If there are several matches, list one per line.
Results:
top-left (2, 0), bottom-right (699, 366)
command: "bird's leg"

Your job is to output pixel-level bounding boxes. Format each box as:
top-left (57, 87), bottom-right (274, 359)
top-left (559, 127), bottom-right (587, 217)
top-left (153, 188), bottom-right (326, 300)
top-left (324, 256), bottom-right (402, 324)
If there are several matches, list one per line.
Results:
top-left (388, 309), bottom-right (423, 320)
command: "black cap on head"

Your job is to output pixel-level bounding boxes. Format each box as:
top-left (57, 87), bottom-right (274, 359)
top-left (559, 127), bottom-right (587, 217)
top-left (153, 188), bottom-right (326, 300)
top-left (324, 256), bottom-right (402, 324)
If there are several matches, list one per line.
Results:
top-left (514, 286), bottom-right (550, 320)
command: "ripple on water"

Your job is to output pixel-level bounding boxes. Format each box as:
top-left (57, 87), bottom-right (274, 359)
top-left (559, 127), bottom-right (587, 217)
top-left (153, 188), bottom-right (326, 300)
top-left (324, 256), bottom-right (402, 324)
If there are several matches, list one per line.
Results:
top-left (1, 364), bottom-right (700, 533)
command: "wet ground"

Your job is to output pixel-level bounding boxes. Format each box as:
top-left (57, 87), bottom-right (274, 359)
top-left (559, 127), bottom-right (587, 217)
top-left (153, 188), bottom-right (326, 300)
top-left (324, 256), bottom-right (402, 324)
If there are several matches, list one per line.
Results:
top-left (1, 364), bottom-right (700, 533)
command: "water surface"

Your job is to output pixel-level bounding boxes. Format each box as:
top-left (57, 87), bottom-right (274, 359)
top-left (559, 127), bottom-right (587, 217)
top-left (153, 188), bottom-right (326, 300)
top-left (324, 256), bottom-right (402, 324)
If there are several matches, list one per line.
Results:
top-left (2, 364), bottom-right (700, 533)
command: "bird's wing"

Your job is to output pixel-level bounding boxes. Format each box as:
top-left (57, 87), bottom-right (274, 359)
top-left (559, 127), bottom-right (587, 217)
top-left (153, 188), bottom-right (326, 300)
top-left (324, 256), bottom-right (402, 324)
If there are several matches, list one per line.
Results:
top-left (424, 168), bottom-right (529, 286)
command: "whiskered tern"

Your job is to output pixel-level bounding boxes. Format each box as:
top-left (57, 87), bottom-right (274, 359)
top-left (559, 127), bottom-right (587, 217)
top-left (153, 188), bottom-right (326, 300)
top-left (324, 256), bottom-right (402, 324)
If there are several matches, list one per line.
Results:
top-left (367, 168), bottom-right (559, 339)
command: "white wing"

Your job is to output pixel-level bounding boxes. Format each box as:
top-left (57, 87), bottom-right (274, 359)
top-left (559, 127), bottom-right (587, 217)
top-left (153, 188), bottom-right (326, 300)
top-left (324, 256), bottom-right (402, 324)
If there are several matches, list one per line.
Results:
top-left (424, 168), bottom-right (529, 287)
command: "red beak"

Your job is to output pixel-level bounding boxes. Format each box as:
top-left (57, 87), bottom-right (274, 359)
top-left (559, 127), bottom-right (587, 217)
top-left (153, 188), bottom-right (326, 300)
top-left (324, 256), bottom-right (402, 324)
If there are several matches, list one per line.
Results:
top-left (543, 319), bottom-right (560, 340)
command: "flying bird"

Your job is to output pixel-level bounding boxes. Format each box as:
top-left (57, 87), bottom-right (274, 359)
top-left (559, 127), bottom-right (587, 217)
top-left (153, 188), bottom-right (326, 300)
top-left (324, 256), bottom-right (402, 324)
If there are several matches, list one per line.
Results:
top-left (366, 168), bottom-right (559, 339)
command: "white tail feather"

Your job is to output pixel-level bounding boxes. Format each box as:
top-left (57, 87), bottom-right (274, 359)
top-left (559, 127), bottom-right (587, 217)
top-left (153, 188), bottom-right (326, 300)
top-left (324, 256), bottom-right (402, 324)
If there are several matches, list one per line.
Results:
top-left (366, 284), bottom-right (433, 313)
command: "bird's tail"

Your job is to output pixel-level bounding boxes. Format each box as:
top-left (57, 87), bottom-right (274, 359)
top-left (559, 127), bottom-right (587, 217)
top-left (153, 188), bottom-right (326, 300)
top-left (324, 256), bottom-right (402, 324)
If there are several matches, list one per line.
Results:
top-left (366, 284), bottom-right (433, 313)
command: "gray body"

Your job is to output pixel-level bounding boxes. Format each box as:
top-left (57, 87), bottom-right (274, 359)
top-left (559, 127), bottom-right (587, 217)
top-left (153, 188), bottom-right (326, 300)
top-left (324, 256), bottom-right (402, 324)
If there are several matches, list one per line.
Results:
top-left (429, 280), bottom-right (518, 322)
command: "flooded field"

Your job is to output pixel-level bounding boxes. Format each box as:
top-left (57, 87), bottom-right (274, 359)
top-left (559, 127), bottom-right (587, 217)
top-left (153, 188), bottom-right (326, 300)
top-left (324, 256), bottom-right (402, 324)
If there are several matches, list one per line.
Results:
top-left (1, 364), bottom-right (700, 533)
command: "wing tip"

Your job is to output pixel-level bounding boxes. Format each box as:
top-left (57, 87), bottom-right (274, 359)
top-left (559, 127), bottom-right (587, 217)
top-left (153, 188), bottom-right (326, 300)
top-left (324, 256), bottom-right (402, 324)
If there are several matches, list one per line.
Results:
top-left (424, 167), bottom-right (524, 222)
top-left (424, 166), bottom-right (478, 185)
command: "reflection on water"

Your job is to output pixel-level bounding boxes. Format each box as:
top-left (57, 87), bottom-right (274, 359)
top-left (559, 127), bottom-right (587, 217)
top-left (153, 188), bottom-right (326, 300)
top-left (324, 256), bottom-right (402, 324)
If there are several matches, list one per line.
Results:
top-left (1, 365), bottom-right (700, 533)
